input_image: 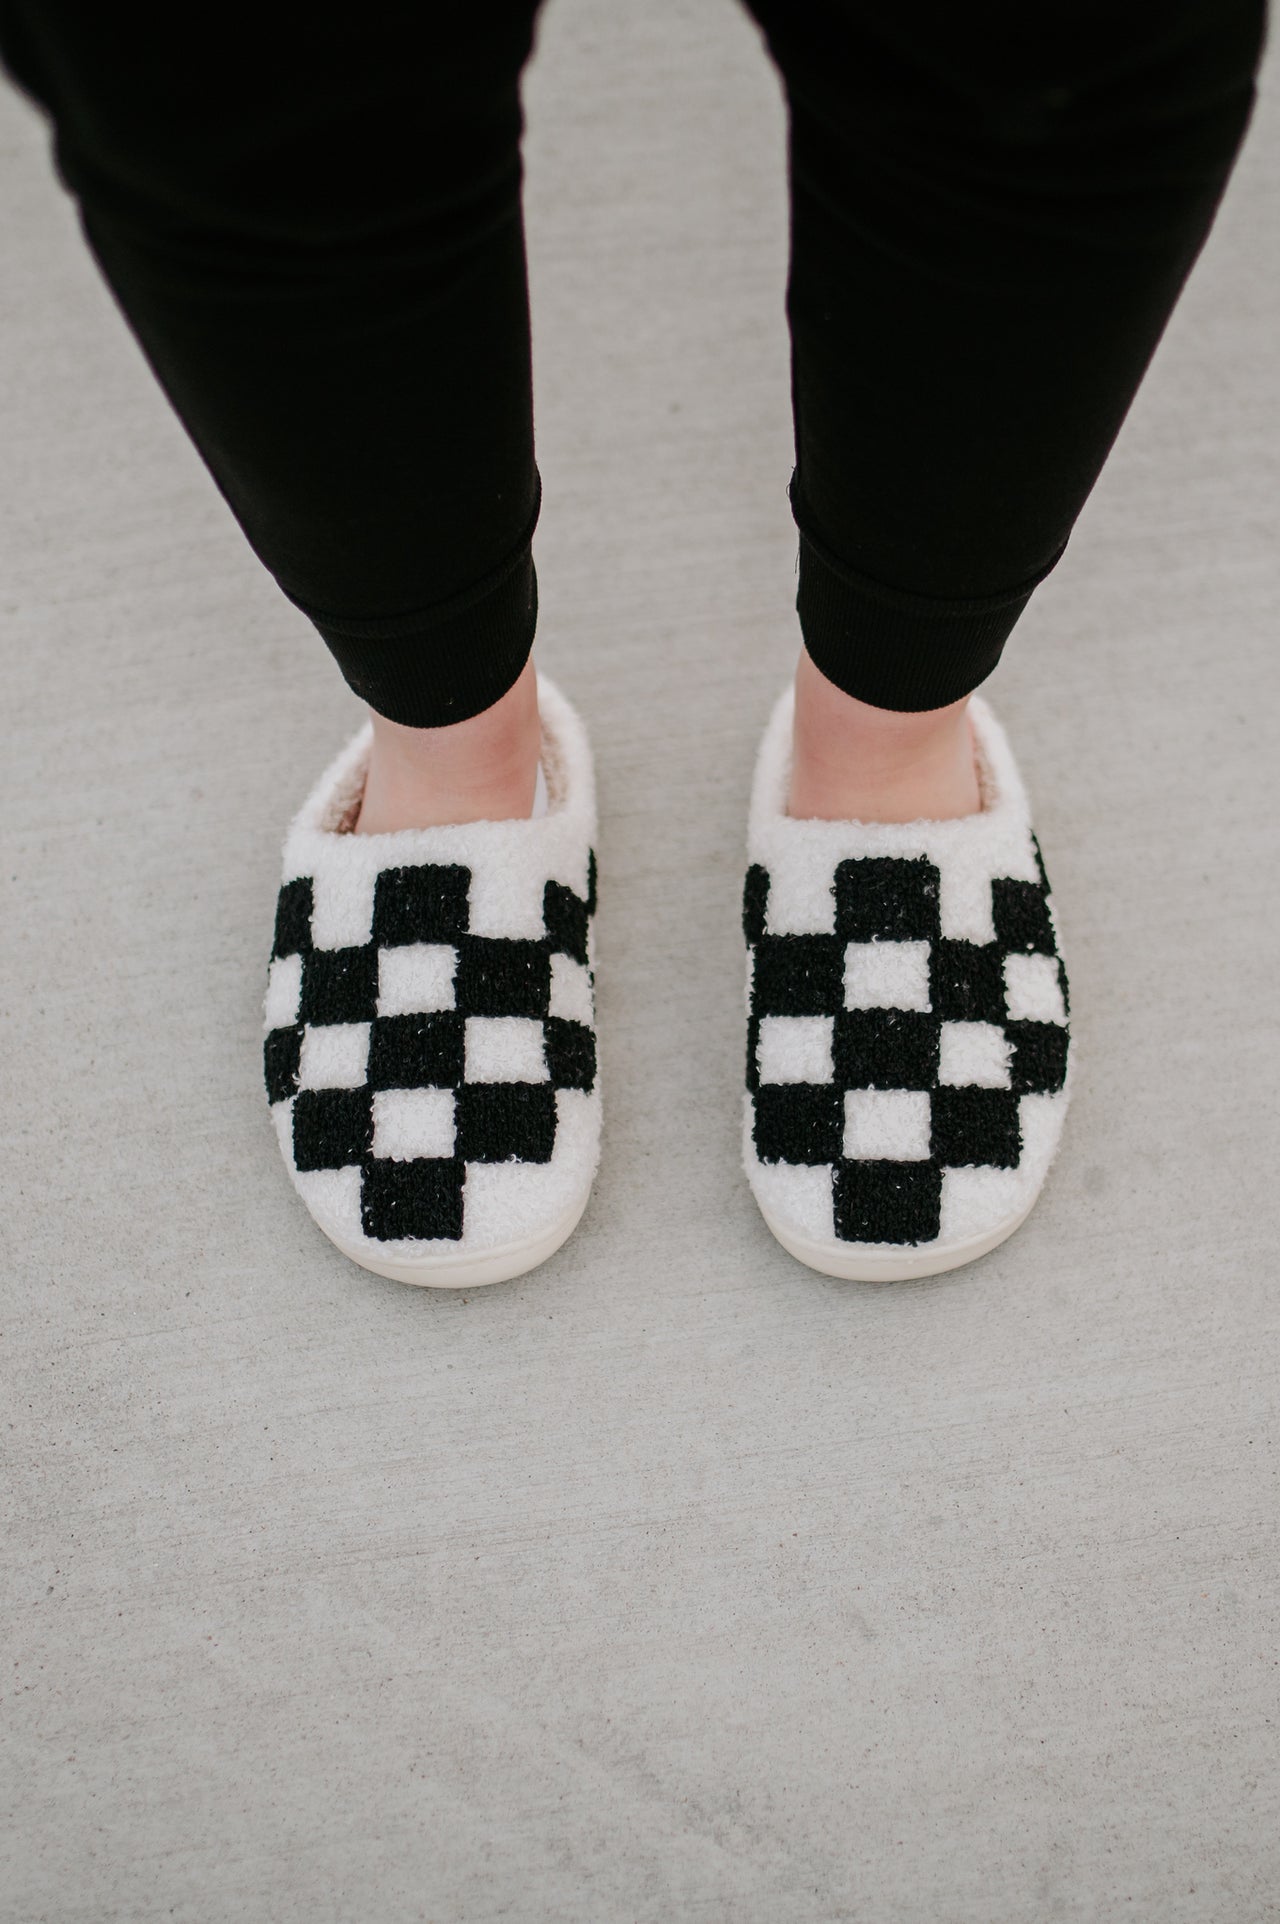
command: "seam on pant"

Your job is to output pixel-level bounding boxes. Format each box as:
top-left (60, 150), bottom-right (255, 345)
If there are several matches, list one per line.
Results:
top-left (790, 474), bottom-right (1069, 619)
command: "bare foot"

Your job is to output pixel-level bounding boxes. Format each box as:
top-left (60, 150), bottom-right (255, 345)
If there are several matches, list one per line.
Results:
top-left (354, 657), bottom-right (542, 832)
top-left (788, 649), bottom-right (981, 823)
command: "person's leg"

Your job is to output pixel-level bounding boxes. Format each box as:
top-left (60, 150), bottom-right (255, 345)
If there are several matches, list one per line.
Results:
top-left (744, 0), bottom-right (1266, 820)
top-left (0, 0), bottom-right (547, 826)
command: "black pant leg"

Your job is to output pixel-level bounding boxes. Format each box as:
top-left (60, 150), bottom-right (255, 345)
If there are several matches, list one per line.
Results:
top-left (0, 2), bottom-right (547, 725)
top-left (744, 0), bottom-right (1267, 710)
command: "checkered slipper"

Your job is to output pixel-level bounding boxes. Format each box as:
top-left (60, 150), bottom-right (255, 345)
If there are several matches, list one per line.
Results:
top-left (262, 674), bottom-right (601, 1288)
top-left (742, 685), bottom-right (1072, 1281)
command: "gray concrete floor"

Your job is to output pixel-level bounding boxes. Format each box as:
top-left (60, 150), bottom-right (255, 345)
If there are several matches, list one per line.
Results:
top-left (3, 4), bottom-right (1279, 1920)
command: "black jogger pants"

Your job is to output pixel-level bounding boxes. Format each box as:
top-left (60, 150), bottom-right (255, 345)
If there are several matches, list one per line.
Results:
top-left (0, 1), bottom-right (1266, 723)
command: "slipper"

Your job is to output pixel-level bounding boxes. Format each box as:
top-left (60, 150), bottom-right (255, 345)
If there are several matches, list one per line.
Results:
top-left (742, 686), bottom-right (1072, 1281)
top-left (262, 673), bottom-right (601, 1288)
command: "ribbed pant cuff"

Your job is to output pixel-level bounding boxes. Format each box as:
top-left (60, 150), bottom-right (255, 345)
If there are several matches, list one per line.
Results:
top-left (793, 488), bottom-right (1066, 713)
top-left (288, 481), bottom-right (542, 728)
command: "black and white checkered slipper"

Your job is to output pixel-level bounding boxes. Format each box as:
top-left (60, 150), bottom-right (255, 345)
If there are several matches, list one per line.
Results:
top-left (742, 685), bottom-right (1072, 1281)
top-left (262, 674), bottom-right (600, 1288)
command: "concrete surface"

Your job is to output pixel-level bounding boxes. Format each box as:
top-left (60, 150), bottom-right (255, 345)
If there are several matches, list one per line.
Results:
top-left (2, 3), bottom-right (1278, 1919)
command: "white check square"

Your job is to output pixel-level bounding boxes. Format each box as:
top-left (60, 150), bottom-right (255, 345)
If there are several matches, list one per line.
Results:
top-left (378, 943), bottom-right (457, 1016)
top-left (1003, 951), bottom-right (1066, 1025)
top-left (845, 939), bottom-right (932, 1012)
top-left (298, 1022), bottom-right (370, 1090)
top-left (263, 952), bottom-right (303, 1030)
top-left (548, 952), bottom-right (594, 1026)
top-left (843, 1089), bottom-right (932, 1161)
top-left (465, 1016), bottom-right (549, 1084)
top-left (938, 1020), bottom-right (1012, 1088)
top-left (371, 1087), bottom-right (456, 1161)
top-left (756, 1015), bottom-right (835, 1085)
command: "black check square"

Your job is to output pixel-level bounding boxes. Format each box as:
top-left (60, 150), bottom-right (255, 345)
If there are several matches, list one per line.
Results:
top-left (1005, 1019), bottom-right (1069, 1095)
top-left (834, 1159), bottom-right (943, 1244)
top-left (835, 858), bottom-right (941, 942)
top-left (454, 937), bottom-right (551, 1017)
top-left (372, 864), bottom-right (470, 946)
top-left (752, 1085), bottom-right (843, 1165)
top-left (931, 1086), bottom-right (1021, 1168)
top-left (299, 945), bottom-right (379, 1026)
top-left (456, 1084), bottom-right (557, 1163)
top-left (742, 864), bottom-right (770, 946)
top-left (368, 1012), bottom-right (465, 1090)
top-left (292, 1087), bottom-right (372, 1171)
top-left (930, 940), bottom-right (1007, 1025)
top-left (544, 880), bottom-right (589, 966)
top-left (833, 1009), bottom-right (940, 1091)
top-left (360, 1155), bottom-right (465, 1241)
top-left (745, 1013), bottom-right (762, 1095)
top-left (263, 1023), bottom-right (303, 1105)
top-left (751, 934), bottom-right (844, 1017)
top-left (991, 877), bottom-right (1055, 955)
top-left (272, 878), bottom-right (314, 958)
top-left (544, 1016), bottom-right (596, 1091)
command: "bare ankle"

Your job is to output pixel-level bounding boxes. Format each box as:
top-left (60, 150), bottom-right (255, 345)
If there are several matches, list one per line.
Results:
top-left (788, 649), bottom-right (980, 823)
top-left (354, 657), bottom-right (542, 832)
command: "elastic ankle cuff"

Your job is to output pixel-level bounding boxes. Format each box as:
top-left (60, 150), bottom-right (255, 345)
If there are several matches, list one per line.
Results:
top-left (287, 479), bottom-right (541, 728)
top-left (792, 486), bottom-right (1067, 712)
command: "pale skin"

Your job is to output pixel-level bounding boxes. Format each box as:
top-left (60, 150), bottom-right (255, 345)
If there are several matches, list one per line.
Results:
top-left (354, 645), bottom-right (980, 833)
top-left (355, 655), bottom-right (543, 832)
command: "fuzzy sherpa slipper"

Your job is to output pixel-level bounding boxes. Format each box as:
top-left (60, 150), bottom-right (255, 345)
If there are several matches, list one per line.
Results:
top-left (742, 687), bottom-right (1072, 1282)
top-left (262, 674), bottom-right (600, 1288)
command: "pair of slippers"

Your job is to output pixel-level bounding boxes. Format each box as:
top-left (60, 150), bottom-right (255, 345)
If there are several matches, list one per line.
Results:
top-left (262, 675), bottom-right (1071, 1287)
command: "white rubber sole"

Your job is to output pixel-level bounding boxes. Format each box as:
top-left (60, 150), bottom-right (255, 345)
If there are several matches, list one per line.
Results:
top-left (319, 1187), bottom-right (593, 1288)
top-left (757, 1196), bottom-right (1036, 1282)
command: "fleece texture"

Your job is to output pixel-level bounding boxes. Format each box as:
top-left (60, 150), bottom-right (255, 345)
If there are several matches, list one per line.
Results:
top-left (262, 674), bottom-right (601, 1258)
top-left (742, 686), bottom-right (1071, 1250)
